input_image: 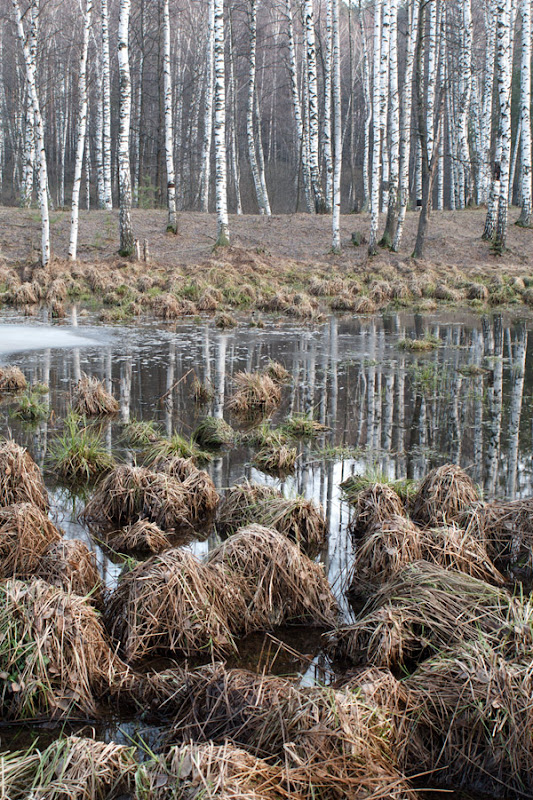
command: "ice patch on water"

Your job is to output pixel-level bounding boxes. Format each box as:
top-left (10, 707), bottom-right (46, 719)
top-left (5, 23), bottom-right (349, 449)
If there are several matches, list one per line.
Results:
top-left (0, 324), bottom-right (100, 356)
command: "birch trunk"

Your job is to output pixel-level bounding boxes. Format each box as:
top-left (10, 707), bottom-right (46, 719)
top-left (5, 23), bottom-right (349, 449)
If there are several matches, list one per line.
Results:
top-left (162, 0), bottom-right (177, 232)
top-left (516, 0), bottom-right (531, 226)
top-left (368, 0), bottom-right (382, 254)
top-left (247, 0), bottom-right (270, 215)
top-left (69, 0), bottom-right (93, 261)
top-left (359, 1), bottom-right (371, 211)
top-left (331, 0), bottom-right (341, 251)
top-left (493, 0), bottom-right (513, 251)
top-left (101, 0), bottom-right (113, 209)
top-left (392, 0), bottom-right (418, 251)
top-left (285, 0), bottom-right (312, 212)
top-left (117, 0), bottom-right (134, 257)
top-left (382, 0), bottom-right (399, 246)
top-left (304, 0), bottom-right (326, 212)
top-left (228, 11), bottom-right (242, 214)
top-left (12, 0), bottom-right (50, 266)
top-left (324, 0), bottom-right (333, 212)
top-left (214, 0), bottom-right (229, 245)
top-left (456, 0), bottom-right (473, 207)
top-left (199, 0), bottom-right (214, 212)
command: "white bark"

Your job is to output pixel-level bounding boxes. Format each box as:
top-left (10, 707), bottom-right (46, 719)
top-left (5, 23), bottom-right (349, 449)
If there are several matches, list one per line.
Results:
top-left (285, 0), bottom-right (312, 212)
top-left (456, 0), bottom-right (473, 207)
top-left (69, 0), bottom-right (93, 261)
top-left (199, 0), bottom-right (214, 212)
top-left (324, 0), bottom-right (333, 211)
top-left (304, 0), bottom-right (325, 212)
top-left (247, 0), bottom-right (270, 215)
top-left (383, 0), bottom-right (399, 244)
top-left (101, 0), bottom-right (113, 210)
top-left (359, 1), bottom-right (371, 210)
top-left (494, 0), bottom-right (513, 250)
top-left (163, 0), bottom-right (177, 232)
top-left (517, 0), bottom-right (531, 226)
top-left (331, 0), bottom-right (341, 250)
top-left (12, 0), bottom-right (50, 266)
top-left (368, 0), bottom-right (382, 254)
top-left (214, 0), bottom-right (229, 245)
top-left (118, 0), bottom-right (134, 256)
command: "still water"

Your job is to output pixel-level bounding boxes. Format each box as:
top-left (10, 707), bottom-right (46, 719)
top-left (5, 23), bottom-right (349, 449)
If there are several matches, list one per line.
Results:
top-left (0, 307), bottom-right (531, 769)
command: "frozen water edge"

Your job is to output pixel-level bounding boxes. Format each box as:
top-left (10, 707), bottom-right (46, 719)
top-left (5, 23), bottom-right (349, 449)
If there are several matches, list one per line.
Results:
top-left (0, 324), bottom-right (100, 356)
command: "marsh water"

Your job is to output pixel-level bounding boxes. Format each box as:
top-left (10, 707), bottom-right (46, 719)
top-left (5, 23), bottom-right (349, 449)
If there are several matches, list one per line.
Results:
top-left (0, 307), bottom-right (531, 773)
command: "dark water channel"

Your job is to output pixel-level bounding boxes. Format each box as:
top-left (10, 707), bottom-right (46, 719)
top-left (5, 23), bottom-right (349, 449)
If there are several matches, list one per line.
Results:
top-left (0, 307), bottom-right (531, 793)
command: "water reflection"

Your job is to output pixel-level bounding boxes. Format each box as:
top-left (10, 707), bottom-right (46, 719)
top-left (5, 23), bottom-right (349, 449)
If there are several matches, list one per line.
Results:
top-left (1, 309), bottom-right (533, 599)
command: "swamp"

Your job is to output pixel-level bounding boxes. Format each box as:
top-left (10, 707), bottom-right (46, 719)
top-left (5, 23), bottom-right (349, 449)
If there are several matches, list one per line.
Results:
top-left (0, 300), bottom-right (533, 799)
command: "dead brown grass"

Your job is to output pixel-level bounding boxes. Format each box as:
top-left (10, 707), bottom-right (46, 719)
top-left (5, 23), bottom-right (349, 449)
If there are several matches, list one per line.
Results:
top-left (155, 456), bottom-right (219, 521)
top-left (228, 372), bottom-right (282, 416)
top-left (73, 374), bottom-right (119, 416)
top-left (0, 578), bottom-right (127, 719)
top-left (36, 539), bottom-right (103, 605)
top-left (0, 502), bottom-right (62, 578)
top-left (106, 519), bottom-right (171, 554)
top-left (411, 464), bottom-right (479, 525)
top-left (0, 441), bottom-right (49, 511)
top-left (460, 498), bottom-right (533, 575)
top-left (0, 366), bottom-right (27, 392)
top-left (207, 524), bottom-right (337, 629)
top-left (348, 484), bottom-right (406, 539)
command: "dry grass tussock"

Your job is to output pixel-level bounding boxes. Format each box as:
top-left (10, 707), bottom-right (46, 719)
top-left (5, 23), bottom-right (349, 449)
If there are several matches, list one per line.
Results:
top-left (0, 365), bottom-right (27, 392)
top-left (36, 539), bottom-right (103, 605)
top-left (0, 579), bottom-right (127, 719)
top-left (403, 642), bottom-right (533, 796)
top-left (411, 463), bottom-right (479, 525)
top-left (228, 371), bottom-right (282, 416)
top-left (0, 735), bottom-right (137, 800)
top-left (83, 464), bottom-right (207, 532)
top-left (155, 456), bottom-right (219, 521)
top-left (139, 742), bottom-right (288, 800)
top-left (0, 502), bottom-right (62, 578)
top-left (73, 374), bottom-right (119, 416)
top-left (327, 561), bottom-right (533, 671)
top-left (0, 440), bottom-right (49, 511)
top-left (105, 519), bottom-right (171, 554)
top-left (162, 663), bottom-right (416, 800)
top-left (348, 515), bottom-right (504, 601)
top-left (105, 548), bottom-right (247, 662)
top-left (217, 481), bottom-right (326, 554)
top-left (460, 498), bottom-right (533, 575)
top-left (347, 483), bottom-right (407, 539)
top-left (207, 525), bottom-right (337, 629)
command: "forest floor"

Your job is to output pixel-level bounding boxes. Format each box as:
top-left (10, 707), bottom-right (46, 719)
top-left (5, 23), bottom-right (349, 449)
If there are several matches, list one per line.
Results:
top-left (2, 206), bottom-right (533, 319)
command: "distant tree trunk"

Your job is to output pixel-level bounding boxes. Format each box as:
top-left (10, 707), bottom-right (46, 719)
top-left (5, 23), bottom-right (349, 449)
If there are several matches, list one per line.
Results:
top-left (413, 0), bottom-right (444, 259)
top-left (323, 0), bottom-right (333, 212)
top-left (199, 0), bottom-right (214, 212)
top-left (101, 0), bottom-right (113, 209)
top-left (162, 0), bottom-right (177, 233)
top-left (381, 0), bottom-right (399, 246)
top-left (516, 0), bottom-right (531, 227)
top-left (358, 1), bottom-right (371, 211)
top-left (479, 0), bottom-right (496, 204)
top-left (456, 0), bottom-right (473, 207)
top-left (247, 0), bottom-right (270, 214)
top-left (285, 0), bottom-right (312, 212)
top-left (69, 0), bottom-right (93, 261)
top-left (368, 0), bottom-right (382, 254)
top-left (12, 0), bottom-right (50, 266)
top-left (304, 0), bottom-right (326, 212)
top-left (117, 0), bottom-right (134, 257)
top-left (228, 10), bottom-right (242, 214)
top-left (214, 0), bottom-right (229, 245)
top-left (20, 3), bottom-right (37, 209)
top-left (493, 0), bottom-right (513, 251)
top-left (331, 0), bottom-right (341, 251)
top-left (392, 0), bottom-right (418, 251)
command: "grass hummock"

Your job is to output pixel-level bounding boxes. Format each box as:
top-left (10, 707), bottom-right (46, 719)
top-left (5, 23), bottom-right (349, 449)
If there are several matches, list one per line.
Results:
top-left (0, 502), bottom-right (62, 578)
top-left (193, 416), bottom-right (236, 449)
top-left (0, 440), bottom-right (49, 511)
top-left (228, 371), bottom-right (282, 417)
top-left (49, 413), bottom-right (115, 484)
top-left (73, 374), bottom-right (119, 417)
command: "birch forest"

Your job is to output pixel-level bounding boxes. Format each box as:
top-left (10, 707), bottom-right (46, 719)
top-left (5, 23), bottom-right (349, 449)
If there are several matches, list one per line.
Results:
top-left (1, 0), bottom-right (532, 263)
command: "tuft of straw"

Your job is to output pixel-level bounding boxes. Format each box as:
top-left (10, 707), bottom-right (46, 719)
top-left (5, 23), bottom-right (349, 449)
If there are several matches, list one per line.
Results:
top-left (145, 432), bottom-right (211, 465)
top-left (228, 371), bottom-right (282, 416)
top-left (207, 525), bottom-right (337, 629)
top-left (49, 412), bottom-right (115, 483)
top-left (0, 736), bottom-right (137, 800)
top-left (83, 465), bottom-right (154, 527)
top-left (73, 374), bottom-right (119, 416)
top-left (0, 502), bottom-right (62, 578)
top-left (327, 561), bottom-right (533, 671)
top-left (346, 483), bottom-right (406, 539)
top-left (104, 548), bottom-right (247, 662)
top-left (0, 366), bottom-right (27, 392)
top-left (193, 416), bottom-right (236, 449)
top-left (411, 463), bottom-right (479, 525)
top-left (253, 443), bottom-right (297, 475)
top-left (0, 441), bottom-right (49, 511)
top-left (403, 642), bottom-right (533, 796)
top-left (36, 539), bottom-right (103, 605)
top-left (460, 498), bottom-right (533, 577)
top-left (217, 482), bottom-right (326, 554)
top-left (264, 359), bottom-right (291, 384)
top-left (106, 519), bottom-right (171, 555)
top-left (348, 515), bottom-right (504, 602)
top-left (0, 579), bottom-right (127, 719)
top-left (154, 457), bottom-right (219, 522)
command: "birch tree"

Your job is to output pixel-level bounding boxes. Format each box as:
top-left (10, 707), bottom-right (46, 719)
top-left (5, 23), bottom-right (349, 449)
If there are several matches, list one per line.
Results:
top-left (304, 0), bottom-right (326, 212)
top-left (331, 0), bottom-right (341, 251)
top-left (199, 0), bottom-right (214, 212)
top-left (162, 0), bottom-right (177, 233)
top-left (101, 0), bottom-right (113, 210)
top-left (492, 0), bottom-right (513, 252)
top-left (12, 0), bottom-right (50, 266)
top-left (117, 0), bottom-right (135, 257)
top-left (381, 0), bottom-right (399, 247)
top-left (69, 0), bottom-right (93, 261)
top-left (247, 0), bottom-right (271, 214)
top-left (368, 0), bottom-right (382, 255)
top-left (516, 0), bottom-right (531, 227)
top-left (213, 0), bottom-right (229, 245)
